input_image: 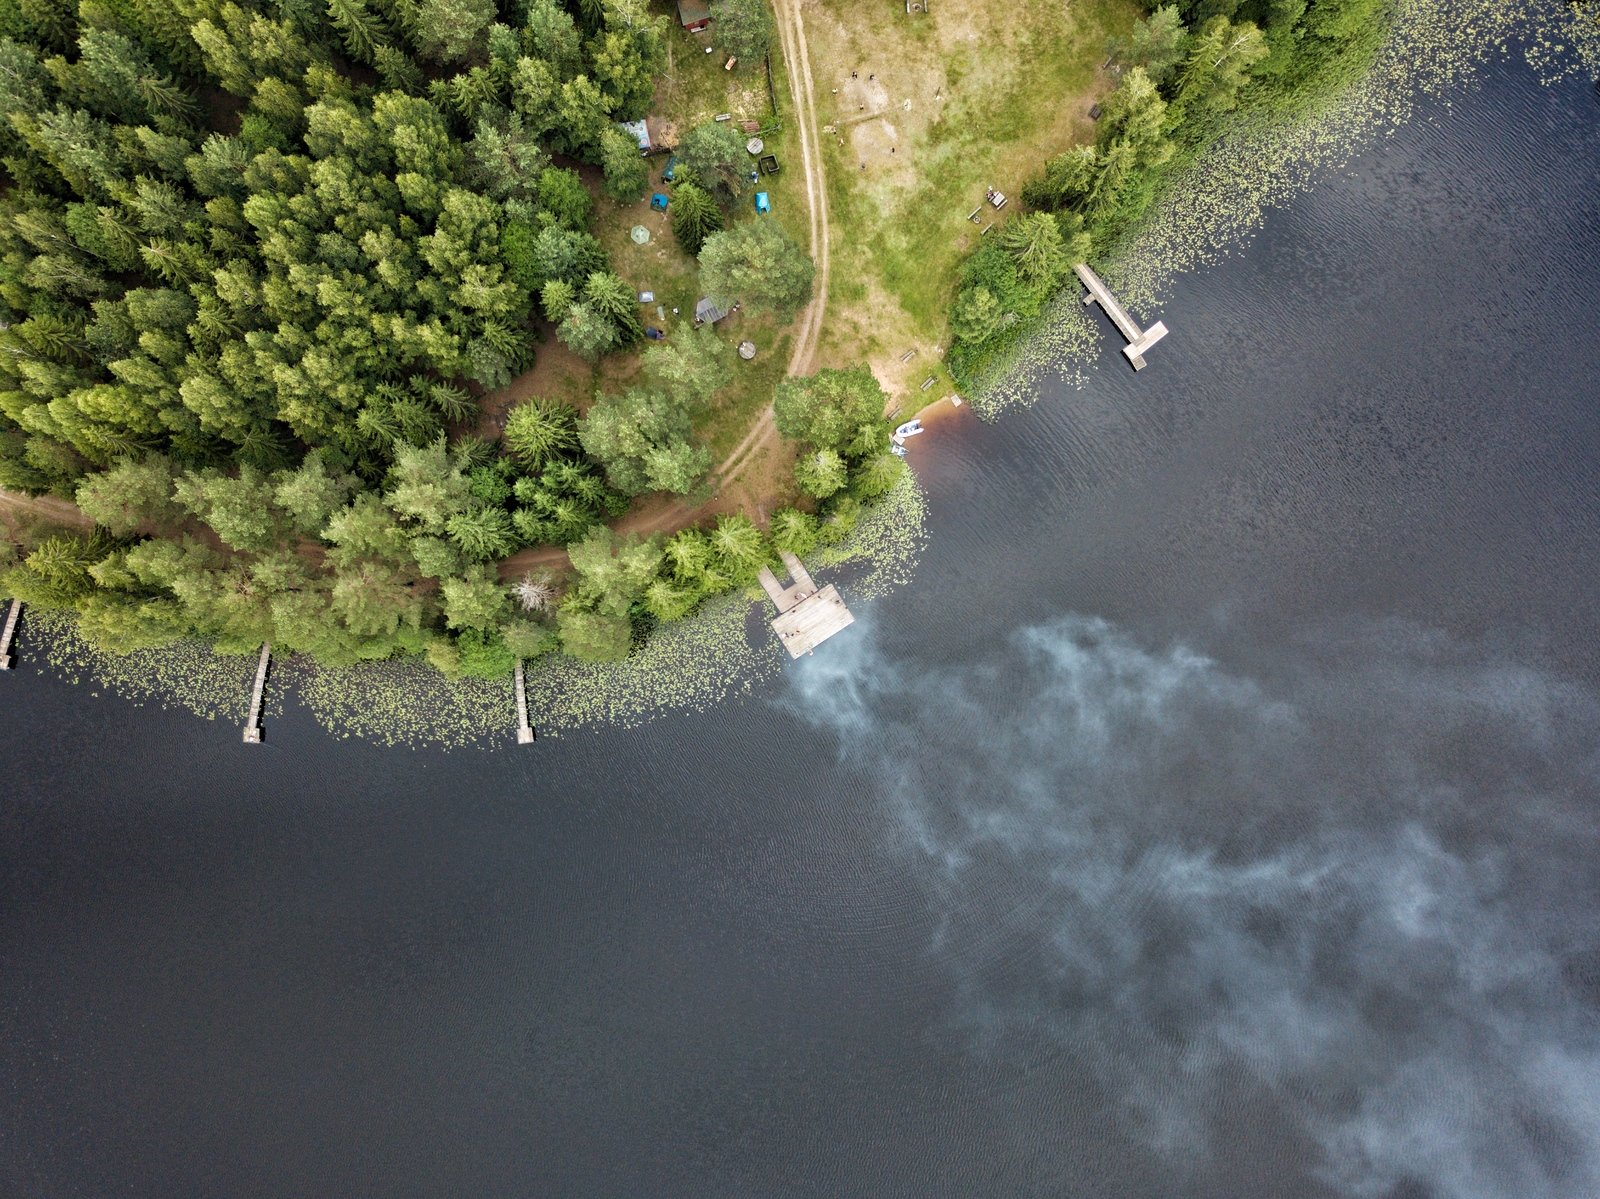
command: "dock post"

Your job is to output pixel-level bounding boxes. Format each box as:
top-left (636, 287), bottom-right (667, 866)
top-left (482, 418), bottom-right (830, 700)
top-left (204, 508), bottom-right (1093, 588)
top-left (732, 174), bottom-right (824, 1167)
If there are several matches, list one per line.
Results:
top-left (242, 642), bottom-right (270, 743)
top-left (0, 598), bottom-right (20, 670)
top-left (514, 659), bottom-right (535, 744)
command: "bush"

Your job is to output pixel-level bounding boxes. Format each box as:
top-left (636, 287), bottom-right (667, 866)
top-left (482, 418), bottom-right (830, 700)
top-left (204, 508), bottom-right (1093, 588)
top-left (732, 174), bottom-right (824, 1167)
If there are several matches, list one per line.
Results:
top-left (557, 608), bottom-right (632, 661)
top-left (458, 626), bottom-right (517, 677)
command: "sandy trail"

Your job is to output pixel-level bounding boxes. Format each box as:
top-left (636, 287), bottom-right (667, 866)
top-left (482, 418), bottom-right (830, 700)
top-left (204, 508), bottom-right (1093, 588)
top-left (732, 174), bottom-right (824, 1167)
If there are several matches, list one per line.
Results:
top-left (715, 0), bottom-right (830, 484)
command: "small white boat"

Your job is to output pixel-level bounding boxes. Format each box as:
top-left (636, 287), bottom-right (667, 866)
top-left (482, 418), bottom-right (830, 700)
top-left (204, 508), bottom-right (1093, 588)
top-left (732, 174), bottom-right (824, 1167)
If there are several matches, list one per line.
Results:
top-left (894, 419), bottom-right (924, 439)
top-left (890, 444), bottom-right (908, 457)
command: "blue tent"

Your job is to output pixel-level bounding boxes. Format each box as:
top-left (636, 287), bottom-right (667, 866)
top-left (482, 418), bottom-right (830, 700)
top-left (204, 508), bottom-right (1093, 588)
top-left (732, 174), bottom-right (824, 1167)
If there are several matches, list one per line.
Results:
top-left (755, 191), bottom-right (770, 214)
top-left (650, 193), bottom-right (669, 211)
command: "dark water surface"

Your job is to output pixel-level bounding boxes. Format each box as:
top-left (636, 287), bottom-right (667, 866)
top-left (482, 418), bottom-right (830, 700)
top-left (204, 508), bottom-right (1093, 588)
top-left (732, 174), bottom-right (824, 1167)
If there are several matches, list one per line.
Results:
top-left (4, 59), bottom-right (1599, 1199)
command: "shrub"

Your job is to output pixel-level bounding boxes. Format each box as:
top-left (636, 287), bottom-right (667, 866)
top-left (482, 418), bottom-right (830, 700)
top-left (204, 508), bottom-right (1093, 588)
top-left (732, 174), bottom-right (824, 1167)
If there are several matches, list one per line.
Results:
top-left (557, 608), bottom-right (632, 661)
top-left (458, 626), bottom-right (517, 677)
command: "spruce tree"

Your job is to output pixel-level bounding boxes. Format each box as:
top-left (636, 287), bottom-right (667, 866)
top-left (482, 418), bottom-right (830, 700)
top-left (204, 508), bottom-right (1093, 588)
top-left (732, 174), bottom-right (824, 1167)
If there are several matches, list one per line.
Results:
top-left (669, 180), bottom-right (724, 256)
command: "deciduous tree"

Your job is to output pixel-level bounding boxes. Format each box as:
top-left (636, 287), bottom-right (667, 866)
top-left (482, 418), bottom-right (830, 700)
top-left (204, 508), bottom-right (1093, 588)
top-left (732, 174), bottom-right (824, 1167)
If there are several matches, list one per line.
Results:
top-left (698, 220), bottom-right (814, 317)
top-left (641, 324), bottom-right (732, 409)
top-left (579, 387), bottom-right (708, 495)
top-left (710, 0), bottom-right (775, 64)
top-left (772, 365), bottom-right (889, 456)
top-left (677, 119), bottom-right (748, 198)
top-left (599, 124), bottom-right (649, 201)
top-left (556, 607), bottom-right (630, 660)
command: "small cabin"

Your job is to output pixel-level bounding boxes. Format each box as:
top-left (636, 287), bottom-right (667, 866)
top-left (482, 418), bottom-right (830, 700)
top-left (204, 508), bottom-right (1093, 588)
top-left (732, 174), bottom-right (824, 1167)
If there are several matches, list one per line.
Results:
top-left (677, 0), bottom-right (711, 33)
top-left (695, 296), bottom-right (730, 325)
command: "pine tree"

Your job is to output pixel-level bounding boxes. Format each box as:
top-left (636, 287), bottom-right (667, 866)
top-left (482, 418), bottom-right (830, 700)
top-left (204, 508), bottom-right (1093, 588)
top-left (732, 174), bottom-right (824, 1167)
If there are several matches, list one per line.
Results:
top-left (669, 180), bottom-right (723, 255)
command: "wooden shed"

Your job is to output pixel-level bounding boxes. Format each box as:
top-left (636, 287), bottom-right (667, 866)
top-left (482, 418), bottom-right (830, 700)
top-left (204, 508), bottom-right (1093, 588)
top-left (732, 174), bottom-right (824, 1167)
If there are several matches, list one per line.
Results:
top-left (677, 0), bottom-right (711, 32)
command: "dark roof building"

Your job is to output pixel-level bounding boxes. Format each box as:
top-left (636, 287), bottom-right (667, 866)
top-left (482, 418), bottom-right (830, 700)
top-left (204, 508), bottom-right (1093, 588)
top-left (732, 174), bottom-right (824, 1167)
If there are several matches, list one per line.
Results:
top-left (677, 0), bottom-right (711, 32)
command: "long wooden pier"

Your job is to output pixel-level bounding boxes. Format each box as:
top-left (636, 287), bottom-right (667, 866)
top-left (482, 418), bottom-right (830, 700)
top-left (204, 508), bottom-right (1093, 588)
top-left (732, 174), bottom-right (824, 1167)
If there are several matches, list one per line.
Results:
top-left (241, 642), bottom-right (270, 743)
top-left (1075, 263), bottom-right (1168, 369)
top-left (0, 598), bottom-right (19, 670)
top-left (758, 551), bottom-right (855, 658)
top-left (0, 595), bottom-right (19, 669)
top-left (514, 659), bottom-right (534, 744)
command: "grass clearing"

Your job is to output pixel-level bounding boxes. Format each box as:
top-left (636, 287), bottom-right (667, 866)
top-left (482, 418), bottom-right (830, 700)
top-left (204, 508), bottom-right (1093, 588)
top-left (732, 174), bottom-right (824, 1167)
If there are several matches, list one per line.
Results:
top-left (801, 0), bottom-right (1139, 411)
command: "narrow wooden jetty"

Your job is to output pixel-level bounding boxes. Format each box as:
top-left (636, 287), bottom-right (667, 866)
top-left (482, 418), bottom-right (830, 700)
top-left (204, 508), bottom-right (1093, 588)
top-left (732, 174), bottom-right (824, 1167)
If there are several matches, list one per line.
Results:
top-left (0, 598), bottom-right (19, 670)
top-left (758, 551), bottom-right (855, 658)
top-left (1075, 263), bottom-right (1168, 370)
top-left (241, 642), bottom-right (270, 744)
top-left (514, 659), bottom-right (535, 744)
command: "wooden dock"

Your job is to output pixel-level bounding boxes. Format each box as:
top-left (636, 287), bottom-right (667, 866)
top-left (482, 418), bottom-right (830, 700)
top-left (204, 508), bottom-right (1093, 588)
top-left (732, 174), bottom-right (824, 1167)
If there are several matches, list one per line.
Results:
top-left (1074, 263), bottom-right (1168, 369)
top-left (758, 551), bottom-right (855, 658)
top-left (241, 642), bottom-right (270, 743)
top-left (0, 598), bottom-right (19, 670)
top-left (514, 659), bottom-right (535, 744)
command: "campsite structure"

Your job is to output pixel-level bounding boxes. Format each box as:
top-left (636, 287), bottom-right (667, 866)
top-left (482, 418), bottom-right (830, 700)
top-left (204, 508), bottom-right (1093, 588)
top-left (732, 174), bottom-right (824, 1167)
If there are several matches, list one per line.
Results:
top-left (695, 296), bottom-right (731, 326)
top-left (759, 552), bottom-right (855, 658)
top-left (676, 0), bottom-right (710, 34)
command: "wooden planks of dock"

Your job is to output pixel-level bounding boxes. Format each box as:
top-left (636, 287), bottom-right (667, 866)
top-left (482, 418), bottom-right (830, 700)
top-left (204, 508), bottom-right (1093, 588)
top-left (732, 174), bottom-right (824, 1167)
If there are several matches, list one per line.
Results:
top-left (1074, 263), bottom-right (1168, 370)
top-left (241, 642), bottom-right (270, 743)
top-left (514, 659), bottom-right (535, 744)
top-left (772, 584), bottom-right (854, 657)
top-left (0, 598), bottom-right (19, 670)
top-left (760, 551), bottom-right (855, 658)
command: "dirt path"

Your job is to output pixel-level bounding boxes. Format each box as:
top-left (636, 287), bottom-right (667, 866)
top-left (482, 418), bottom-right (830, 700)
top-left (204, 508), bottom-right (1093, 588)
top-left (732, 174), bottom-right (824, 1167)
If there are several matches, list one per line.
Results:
top-left (775, 0), bottom-right (830, 379)
top-left (713, 0), bottom-right (830, 485)
top-left (0, 488), bottom-right (94, 536)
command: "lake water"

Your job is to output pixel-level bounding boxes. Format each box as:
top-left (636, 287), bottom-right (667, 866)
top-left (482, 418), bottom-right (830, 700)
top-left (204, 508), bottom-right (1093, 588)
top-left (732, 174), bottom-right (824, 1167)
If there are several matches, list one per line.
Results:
top-left (3, 54), bottom-right (1599, 1199)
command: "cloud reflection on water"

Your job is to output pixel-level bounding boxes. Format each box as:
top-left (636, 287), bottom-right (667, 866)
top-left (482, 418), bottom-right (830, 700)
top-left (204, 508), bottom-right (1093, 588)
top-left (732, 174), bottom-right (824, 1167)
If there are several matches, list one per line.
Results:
top-left (786, 614), bottom-right (1600, 1199)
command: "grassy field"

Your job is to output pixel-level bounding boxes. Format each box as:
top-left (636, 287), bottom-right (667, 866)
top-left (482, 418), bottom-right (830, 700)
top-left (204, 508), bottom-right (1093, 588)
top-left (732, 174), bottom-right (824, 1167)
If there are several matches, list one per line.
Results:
top-left (802, 0), bottom-right (1140, 410)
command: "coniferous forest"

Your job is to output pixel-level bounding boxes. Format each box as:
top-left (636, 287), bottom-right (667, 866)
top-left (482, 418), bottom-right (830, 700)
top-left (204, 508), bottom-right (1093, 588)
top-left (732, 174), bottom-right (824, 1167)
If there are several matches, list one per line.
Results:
top-left (0, 0), bottom-right (884, 677)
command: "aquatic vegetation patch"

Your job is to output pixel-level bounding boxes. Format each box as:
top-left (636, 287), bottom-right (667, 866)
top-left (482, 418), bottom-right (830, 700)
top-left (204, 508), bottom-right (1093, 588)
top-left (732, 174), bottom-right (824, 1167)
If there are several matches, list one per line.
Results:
top-left (812, 467), bottom-right (930, 602)
top-left (20, 606), bottom-right (276, 725)
top-left (262, 470), bottom-right (926, 747)
top-left (971, 0), bottom-right (1594, 418)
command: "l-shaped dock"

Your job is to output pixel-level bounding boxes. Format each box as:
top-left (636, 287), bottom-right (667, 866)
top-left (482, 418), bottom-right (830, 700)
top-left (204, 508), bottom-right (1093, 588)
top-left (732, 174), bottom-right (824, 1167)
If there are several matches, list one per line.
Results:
top-left (758, 552), bottom-right (854, 658)
top-left (1075, 263), bottom-right (1168, 369)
